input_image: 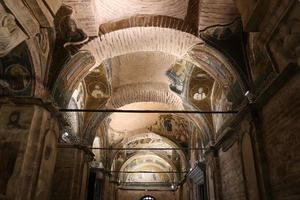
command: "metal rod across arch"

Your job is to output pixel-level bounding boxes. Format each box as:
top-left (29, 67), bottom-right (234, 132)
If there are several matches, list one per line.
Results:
top-left (59, 108), bottom-right (238, 114)
top-left (107, 171), bottom-right (187, 174)
top-left (89, 147), bottom-right (206, 150)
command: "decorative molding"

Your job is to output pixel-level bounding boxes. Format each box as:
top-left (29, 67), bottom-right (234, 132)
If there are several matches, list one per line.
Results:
top-left (3, 0), bottom-right (40, 37)
top-left (23, 0), bottom-right (54, 27)
top-left (0, 6), bottom-right (27, 57)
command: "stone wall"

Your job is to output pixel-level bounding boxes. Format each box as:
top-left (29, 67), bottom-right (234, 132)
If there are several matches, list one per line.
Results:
top-left (218, 142), bottom-right (246, 200)
top-left (261, 73), bottom-right (300, 199)
top-left (50, 145), bottom-right (90, 200)
top-left (0, 104), bottom-right (59, 200)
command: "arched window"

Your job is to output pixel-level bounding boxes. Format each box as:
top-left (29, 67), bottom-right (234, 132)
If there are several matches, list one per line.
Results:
top-left (141, 195), bottom-right (155, 200)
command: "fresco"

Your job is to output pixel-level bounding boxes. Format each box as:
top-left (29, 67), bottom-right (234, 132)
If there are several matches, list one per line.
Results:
top-left (148, 114), bottom-right (189, 146)
top-left (123, 137), bottom-right (176, 159)
top-left (247, 33), bottom-right (274, 88)
top-left (66, 82), bottom-right (86, 135)
top-left (121, 156), bottom-right (172, 183)
top-left (0, 42), bottom-right (33, 96)
top-left (0, 105), bottom-right (35, 195)
top-left (84, 65), bottom-right (110, 109)
top-left (166, 60), bottom-right (193, 95)
top-left (211, 83), bottom-right (233, 133)
top-left (268, 2), bottom-right (300, 70)
top-left (188, 67), bottom-right (214, 110)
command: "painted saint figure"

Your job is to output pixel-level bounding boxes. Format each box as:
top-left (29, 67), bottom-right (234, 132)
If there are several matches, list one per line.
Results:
top-left (193, 87), bottom-right (207, 101)
top-left (91, 85), bottom-right (107, 99)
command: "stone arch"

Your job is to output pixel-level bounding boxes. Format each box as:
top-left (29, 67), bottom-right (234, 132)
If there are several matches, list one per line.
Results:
top-left (54, 27), bottom-right (245, 102)
top-left (118, 152), bottom-right (179, 184)
top-left (58, 26), bottom-right (202, 87)
top-left (53, 26), bottom-right (246, 144)
top-left (99, 15), bottom-right (197, 35)
top-left (83, 84), bottom-right (211, 145)
top-left (110, 132), bottom-right (188, 172)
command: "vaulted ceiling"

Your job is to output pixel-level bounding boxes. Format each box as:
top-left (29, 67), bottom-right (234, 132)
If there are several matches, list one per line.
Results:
top-left (53, 0), bottom-right (243, 189)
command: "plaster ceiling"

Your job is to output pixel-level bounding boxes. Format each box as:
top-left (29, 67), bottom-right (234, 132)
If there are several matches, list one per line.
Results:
top-left (95, 0), bottom-right (189, 24)
top-left (109, 102), bottom-right (174, 133)
top-left (111, 52), bottom-right (177, 90)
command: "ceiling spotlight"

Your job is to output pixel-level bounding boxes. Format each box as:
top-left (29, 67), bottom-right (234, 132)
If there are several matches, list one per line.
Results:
top-left (63, 132), bottom-right (69, 137)
top-left (244, 91), bottom-right (254, 103)
top-left (171, 184), bottom-right (175, 190)
top-left (62, 132), bottom-right (70, 143)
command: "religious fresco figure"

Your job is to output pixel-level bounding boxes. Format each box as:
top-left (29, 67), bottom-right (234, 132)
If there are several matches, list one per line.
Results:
top-left (91, 85), bottom-right (107, 99)
top-left (7, 111), bottom-right (22, 129)
top-left (193, 87), bottom-right (207, 101)
top-left (166, 60), bottom-right (192, 95)
top-left (163, 118), bottom-right (173, 132)
top-left (5, 64), bottom-right (31, 91)
top-left (148, 115), bottom-right (189, 145)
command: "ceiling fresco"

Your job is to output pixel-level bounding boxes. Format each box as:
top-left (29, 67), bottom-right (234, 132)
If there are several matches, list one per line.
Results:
top-left (84, 65), bottom-right (111, 109)
top-left (166, 59), bottom-right (193, 96)
top-left (119, 153), bottom-right (176, 184)
top-left (105, 109), bottom-right (193, 147)
top-left (0, 0), bottom-right (253, 190)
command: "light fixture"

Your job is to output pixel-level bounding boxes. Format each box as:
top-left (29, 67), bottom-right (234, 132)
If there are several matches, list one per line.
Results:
top-left (63, 132), bottom-right (69, 136)
top-left (61, 132), bottom-right (70, 143)
top-left (244, 91), bottom-right (254, 103)
top-left (171, 184), bottom-right (176, 190)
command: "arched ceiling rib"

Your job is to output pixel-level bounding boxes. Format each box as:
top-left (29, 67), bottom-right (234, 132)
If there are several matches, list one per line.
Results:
top-left (99, 15), bottom-right (196, 35)
top-left (198, 0), bottom-right (239, 30)
top-left (109, 132), bottom-right (187, 172)
top-left (81, 27), bottom-right (201, 67)
top-left (119, 153), bottom-right (178, 184)
top-left (56, 27), bottom-right (201, 89)
top-left (106, 83), bottom-right (184, 109)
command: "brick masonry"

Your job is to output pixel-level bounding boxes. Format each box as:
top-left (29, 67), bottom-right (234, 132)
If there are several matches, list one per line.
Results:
top-left (218, 142), bottom-right (246, 200)
top-left (261, 73), bottom-right (300, 200)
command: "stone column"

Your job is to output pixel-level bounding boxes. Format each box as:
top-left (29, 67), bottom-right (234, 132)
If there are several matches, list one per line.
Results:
top-left (0, 103), bottom-right (59, 200)
top-left (205, 148), bottom-right (222, 200)
top-left (102, 174), bottom-right (117, 200)
top-left (50, 144), bottom-right (93, 200)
